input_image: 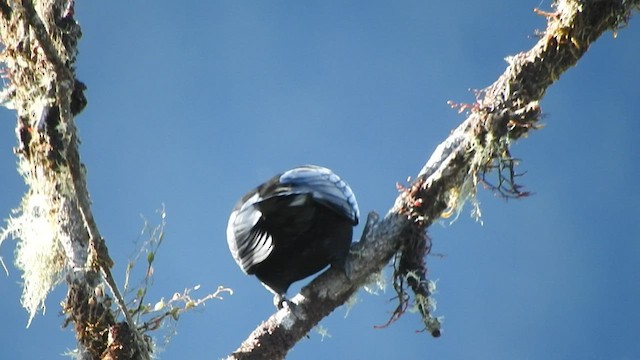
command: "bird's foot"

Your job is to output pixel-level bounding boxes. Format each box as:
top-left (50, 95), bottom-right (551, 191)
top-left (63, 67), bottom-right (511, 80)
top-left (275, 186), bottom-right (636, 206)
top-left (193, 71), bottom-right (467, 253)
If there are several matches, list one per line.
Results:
top-left (274, 294), bottom-right (294, 310)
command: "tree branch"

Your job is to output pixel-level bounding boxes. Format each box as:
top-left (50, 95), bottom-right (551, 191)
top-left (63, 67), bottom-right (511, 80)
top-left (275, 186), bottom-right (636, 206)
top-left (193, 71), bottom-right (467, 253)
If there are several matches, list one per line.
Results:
top-left (1, 1), bottom-right (149, 359)
top-left (228, 1), bottom-right (639, 358)
top-left (1, 0), bottom-right (637, 359)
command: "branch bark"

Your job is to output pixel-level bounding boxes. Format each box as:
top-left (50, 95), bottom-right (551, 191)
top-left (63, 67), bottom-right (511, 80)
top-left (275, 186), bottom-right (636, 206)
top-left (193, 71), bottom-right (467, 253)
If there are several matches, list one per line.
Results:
top-left (0, 1), bottom-right (148, 359)
top-left (0, 0), bottom-right (637, 359)
top-left (228, 1), bottom-right (639, 359)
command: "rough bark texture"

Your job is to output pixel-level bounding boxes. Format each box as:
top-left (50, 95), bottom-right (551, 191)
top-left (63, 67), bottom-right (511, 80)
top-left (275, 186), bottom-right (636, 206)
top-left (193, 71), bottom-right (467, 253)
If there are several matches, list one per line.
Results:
top-left (228, 1), bottom-right (639, 359)
top-left (0, 1), bottom-right (149, 359)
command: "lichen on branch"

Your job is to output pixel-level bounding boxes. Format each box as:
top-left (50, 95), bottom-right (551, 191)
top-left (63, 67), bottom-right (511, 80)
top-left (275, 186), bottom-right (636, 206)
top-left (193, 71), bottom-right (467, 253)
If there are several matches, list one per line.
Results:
top-left (229, 1), bottom-right (639, 358)
top-left (0, 1), bottom-right (147, 358)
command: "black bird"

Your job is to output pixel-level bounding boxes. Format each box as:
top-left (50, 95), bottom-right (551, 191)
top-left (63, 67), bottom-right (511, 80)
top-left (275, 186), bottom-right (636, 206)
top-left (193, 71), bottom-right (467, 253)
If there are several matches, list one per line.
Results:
top-left (226, 165), bottom-right (359, 308)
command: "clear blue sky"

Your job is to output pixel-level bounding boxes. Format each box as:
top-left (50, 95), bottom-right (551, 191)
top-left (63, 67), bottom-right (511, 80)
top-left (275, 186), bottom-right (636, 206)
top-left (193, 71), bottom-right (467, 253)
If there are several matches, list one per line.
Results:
top-left (1, 1), bottom-right (639, 359)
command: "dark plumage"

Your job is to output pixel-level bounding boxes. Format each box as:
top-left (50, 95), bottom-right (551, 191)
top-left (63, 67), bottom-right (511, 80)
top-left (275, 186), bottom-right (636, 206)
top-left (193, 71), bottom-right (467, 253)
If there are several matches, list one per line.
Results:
top-left (226, 165), bottom-right (359, 308)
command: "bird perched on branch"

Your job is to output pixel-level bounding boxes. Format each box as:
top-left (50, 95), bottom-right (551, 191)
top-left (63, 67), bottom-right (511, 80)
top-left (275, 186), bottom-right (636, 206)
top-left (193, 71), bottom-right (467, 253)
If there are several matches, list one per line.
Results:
top-left (226, 165), bottom-right (360, 309)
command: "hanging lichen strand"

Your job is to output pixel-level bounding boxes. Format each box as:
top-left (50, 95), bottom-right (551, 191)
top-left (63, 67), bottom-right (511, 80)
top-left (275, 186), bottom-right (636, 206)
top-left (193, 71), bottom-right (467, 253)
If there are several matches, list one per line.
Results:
top-left (386, 0), bottom-right (639, 341)
top-left (0, 1), bottom-right (146, 359)
top-left (0, 0), bottom-right (84, 325)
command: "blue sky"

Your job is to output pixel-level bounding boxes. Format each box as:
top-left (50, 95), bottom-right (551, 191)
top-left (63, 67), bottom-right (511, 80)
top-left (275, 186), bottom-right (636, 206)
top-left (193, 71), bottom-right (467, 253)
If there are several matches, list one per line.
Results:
top-left (1, 1), bottom-right (639, 359)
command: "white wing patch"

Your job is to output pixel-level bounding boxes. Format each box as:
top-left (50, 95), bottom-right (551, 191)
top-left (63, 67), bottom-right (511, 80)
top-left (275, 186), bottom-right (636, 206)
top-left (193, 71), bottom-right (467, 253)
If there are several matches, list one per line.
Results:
top-left (226, 193), bottom-right (274, 273)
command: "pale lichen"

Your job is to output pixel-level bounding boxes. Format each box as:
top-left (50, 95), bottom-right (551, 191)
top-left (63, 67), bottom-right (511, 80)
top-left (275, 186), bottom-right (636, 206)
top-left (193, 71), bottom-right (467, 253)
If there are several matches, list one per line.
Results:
top-left (1, 190), bottom-right (67, 326)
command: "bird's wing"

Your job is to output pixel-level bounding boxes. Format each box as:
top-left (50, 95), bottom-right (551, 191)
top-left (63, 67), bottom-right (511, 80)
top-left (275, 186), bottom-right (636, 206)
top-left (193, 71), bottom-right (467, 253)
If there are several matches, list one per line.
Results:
top-left (226, 193), bottom-right (274, 274)
top-left (279, 165), bottom-right (360, 225)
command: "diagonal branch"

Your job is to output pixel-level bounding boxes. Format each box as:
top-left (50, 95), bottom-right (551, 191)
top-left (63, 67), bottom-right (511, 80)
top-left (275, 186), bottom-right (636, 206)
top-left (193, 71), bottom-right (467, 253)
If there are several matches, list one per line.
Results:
top-left (228, 1), bottom-right (639, 358)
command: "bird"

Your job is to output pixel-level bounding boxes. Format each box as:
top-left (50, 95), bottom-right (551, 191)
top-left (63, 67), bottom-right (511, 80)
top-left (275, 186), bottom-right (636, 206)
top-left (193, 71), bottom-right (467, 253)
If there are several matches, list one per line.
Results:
top-left (226, 165), bottom-right (360, 309)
